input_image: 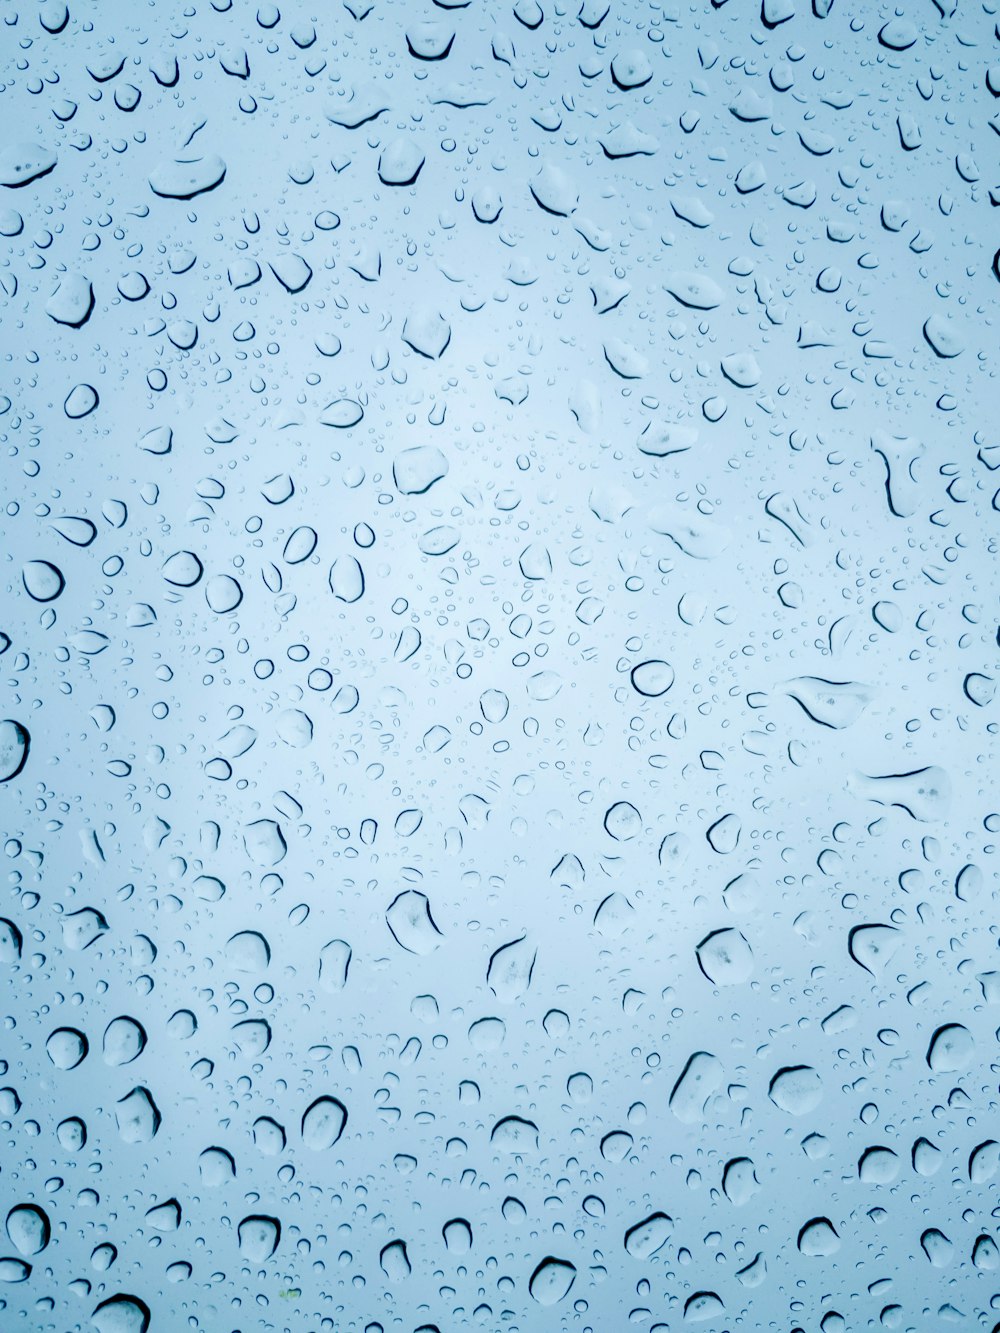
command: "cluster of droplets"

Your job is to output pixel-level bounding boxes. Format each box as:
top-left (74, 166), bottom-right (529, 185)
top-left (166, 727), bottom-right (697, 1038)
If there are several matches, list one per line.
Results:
top-left (2, 0), bottom-right (1000, 1329)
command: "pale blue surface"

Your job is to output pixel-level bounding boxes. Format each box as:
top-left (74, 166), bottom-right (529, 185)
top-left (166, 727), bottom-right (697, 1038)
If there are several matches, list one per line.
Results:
top-left (1, 1), bottom-right (999, 1331)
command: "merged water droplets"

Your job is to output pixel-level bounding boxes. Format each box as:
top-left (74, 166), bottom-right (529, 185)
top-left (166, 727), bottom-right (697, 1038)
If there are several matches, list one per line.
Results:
top-left (0, 720), bottom-right (30, 783)
top-left (393, 445), bottom-right (449, 496)
top-left (486, 935), bottom-right (536, 1001)
top-left (6, 1205), bottom-right (50, 1257)
top-left (670, 1052), bottom-right (723, 1124)
top-left (379, 1239), bottom-right (411, 1283)
top-left (528, 1256), bottom-right (577, 1305)
top-left (102, 1017), bottom-right (147, 1067)
top-left (491, 1115), bottom-right (539, 1153)
top-left (385, 890), bottom-right (444, 955)
top-left (90, 1295), bottom-right (151, 1333)
top-left (45, 1026), bottom-right (87, 1070)
top-left (237, 1215), bottom-right (279, 1263)
top-left (768, 1065), bottom-right (824, 1116)
top-left (684, 1290), bottom-right (725, 1323)
top-left (301, 1096), bottom-right (348, 1151)
top-left (696, 929), bottom-right (754, 985)
top-left (858, 1146), bottom-right (900, 1185)
top-left (624, 1212), bottom-right (672, 1259)
top-left (786, 677), bottom-right (874, 730)
top-left (798, 1217), bottom-right (841, 1258)
top-left (198, 1146), bottom-right (235, 1187)
top-left (925, 1023), bottom-right (974, 1073)
top-left (114, 1088), bottom-right (160, 1144)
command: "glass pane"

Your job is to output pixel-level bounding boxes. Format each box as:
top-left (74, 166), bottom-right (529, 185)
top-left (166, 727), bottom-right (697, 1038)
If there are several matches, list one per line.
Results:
top-left (1, 1), bottom-right (995, 1331)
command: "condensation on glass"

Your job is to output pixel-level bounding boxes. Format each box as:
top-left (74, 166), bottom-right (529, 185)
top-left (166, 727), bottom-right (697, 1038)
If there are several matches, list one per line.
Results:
top-left (1, 1), bottom-right (998, 1331)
